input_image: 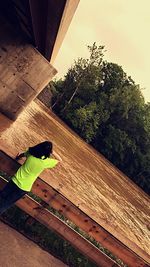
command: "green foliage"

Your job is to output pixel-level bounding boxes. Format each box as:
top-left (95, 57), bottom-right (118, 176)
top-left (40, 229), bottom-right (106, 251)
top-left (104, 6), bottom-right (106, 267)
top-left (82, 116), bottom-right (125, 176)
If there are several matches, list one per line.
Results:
top-left (52, 43), bottom-right (150, 194)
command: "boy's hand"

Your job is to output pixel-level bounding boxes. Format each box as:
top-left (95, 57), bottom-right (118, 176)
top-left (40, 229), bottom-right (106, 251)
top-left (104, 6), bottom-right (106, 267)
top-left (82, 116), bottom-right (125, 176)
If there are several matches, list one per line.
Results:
top-left (15, 153), bottom-right (24, 161)
top-left (15, 153), bottom-right (20, 161)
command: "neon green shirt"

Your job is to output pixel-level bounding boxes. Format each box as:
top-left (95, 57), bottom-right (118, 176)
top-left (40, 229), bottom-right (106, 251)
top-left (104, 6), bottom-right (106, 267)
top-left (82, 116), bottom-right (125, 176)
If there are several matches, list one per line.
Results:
top-left (12, 152), bottom-right (58, 191)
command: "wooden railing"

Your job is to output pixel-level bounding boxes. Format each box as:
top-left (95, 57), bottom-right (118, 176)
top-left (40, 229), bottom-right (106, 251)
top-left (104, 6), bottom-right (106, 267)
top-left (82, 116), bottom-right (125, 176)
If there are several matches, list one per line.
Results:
top-left (0, 150), bottom-right (149, 267)
top-left (0, 177), bottom-right (119, 267)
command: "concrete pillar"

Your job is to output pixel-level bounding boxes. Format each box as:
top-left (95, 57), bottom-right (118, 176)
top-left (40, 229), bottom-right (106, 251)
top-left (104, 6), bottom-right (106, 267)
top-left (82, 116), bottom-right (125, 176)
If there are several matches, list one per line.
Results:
top-left (0, 16), bottom-right (57, 120)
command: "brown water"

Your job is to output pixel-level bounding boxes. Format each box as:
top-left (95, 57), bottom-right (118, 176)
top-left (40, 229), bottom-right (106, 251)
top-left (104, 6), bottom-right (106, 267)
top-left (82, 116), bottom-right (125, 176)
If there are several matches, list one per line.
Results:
top-left (0, 100), bottom-right (150, 262)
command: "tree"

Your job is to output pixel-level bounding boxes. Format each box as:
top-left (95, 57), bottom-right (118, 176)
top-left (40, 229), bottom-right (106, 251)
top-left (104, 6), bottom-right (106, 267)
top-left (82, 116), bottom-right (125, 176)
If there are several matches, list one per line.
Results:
top-left (51, 43), bottom-right (150, 194)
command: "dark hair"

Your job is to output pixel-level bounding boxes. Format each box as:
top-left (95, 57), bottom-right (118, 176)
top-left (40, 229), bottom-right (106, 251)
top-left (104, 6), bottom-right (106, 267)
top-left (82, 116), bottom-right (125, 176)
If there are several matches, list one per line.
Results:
top-left (29, 141), bottom-right (53, 159)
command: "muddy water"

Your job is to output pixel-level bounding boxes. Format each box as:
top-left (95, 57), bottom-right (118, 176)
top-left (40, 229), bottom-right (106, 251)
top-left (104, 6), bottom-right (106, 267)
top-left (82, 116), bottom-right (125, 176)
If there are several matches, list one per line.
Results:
top-left (0, 100), bottom-right (150, 262)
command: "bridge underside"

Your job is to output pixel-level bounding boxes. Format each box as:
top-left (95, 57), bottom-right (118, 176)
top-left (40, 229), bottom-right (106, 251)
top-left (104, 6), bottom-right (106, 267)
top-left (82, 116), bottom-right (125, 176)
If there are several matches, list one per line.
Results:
top-left (0, 16), bottom-right (56, 120)
top-left (0, 0), bottom-right (79, 119)
top-left (0, 0), bottom-right (67, 61)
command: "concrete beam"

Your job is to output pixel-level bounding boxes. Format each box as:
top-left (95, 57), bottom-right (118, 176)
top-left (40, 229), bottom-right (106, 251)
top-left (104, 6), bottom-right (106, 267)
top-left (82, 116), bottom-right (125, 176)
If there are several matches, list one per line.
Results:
top-left (50, 0), bottom-right (80, 64)
top-left (0, 16), bottom-right (56, 120)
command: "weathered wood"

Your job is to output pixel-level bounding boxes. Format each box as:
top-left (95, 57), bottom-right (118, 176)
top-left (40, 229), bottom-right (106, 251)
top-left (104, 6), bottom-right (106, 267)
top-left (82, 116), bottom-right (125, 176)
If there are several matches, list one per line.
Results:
top-left (0, 150), bottom-right (149, 267)
top-left (0, 177), bottom-right (119, 267)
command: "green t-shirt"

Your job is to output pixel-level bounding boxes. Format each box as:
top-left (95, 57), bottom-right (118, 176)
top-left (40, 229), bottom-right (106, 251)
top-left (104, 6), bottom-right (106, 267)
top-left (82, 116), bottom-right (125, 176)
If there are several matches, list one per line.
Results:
top-left (12, 152), bottom-right (58, 191)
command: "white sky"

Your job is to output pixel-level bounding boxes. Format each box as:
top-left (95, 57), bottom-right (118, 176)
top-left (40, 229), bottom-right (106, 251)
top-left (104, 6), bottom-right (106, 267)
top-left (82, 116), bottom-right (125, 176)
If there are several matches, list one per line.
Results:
top-left (53, 0), bottom-right (150, 102)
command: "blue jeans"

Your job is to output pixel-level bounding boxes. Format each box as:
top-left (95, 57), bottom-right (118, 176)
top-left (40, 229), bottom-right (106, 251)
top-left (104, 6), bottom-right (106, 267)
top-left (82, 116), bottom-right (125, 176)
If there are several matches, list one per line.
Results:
top-left (0, 180), bottom-right (27, 215)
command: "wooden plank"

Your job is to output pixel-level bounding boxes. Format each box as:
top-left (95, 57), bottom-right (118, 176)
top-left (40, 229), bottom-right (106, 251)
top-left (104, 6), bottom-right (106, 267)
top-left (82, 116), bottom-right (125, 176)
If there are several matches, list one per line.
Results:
top-left (0, 150), bottom-right (149, 267)
top-left (0, 177), bottom-right (119, 267)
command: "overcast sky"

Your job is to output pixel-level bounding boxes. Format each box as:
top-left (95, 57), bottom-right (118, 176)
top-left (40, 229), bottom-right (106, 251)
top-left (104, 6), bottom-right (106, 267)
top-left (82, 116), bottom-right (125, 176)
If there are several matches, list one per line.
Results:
top-left (54, 0), bottom-right (150, 102)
